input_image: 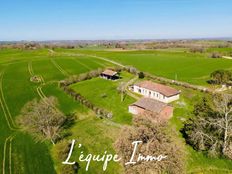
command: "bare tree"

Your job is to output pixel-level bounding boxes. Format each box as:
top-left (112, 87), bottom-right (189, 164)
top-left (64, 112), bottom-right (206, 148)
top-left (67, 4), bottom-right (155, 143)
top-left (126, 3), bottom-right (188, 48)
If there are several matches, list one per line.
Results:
top-left (213, 94), bottom-right (232, 155)
top-left (115, 116), bottom-right (185, 174)
top-left (17, 97), bottom-right (66, 144)
top-left (183, 94), bottom-right (232, 158)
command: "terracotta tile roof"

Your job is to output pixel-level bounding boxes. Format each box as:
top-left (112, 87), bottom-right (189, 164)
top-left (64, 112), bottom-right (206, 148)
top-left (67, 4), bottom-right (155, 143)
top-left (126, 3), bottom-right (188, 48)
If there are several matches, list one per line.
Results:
top-left (135, 81), bottom-right (180, 97)
top-left (101, 69), bottom-right (118, 76)
top-left (131, 97), bottom-right (168, 113)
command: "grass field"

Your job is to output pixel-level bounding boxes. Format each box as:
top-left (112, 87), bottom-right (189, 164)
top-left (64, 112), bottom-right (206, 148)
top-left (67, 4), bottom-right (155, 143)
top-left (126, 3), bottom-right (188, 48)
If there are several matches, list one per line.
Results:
top-left (1, 48), bottom-right (232, 174)
top-left (56, 48), bottom-right (232, 86)
top-left (0, 48), bottom-right (118, 174)
top-left (70, 72), bottom-right (136, 124)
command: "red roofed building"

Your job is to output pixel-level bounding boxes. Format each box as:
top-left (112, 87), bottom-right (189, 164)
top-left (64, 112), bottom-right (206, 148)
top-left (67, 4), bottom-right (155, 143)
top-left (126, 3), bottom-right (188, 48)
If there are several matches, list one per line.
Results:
top-left (129, 97), bottom-right (173, 120)
top-left (132, 81), bottom-right (180, 103)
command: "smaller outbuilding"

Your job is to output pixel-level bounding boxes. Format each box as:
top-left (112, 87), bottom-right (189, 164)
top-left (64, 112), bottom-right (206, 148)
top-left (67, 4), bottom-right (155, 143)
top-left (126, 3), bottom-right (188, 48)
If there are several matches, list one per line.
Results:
top-left (129, 97), bottom-right (173, 121)
top-left (100, 69), bottom-right (119, 80)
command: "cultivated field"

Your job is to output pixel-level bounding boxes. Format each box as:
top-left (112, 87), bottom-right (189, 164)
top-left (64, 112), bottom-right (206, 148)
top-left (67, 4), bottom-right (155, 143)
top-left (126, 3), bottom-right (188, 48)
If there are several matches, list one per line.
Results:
top-left (0, 48), bottom-right (118, 174)
top-left (57, 48), bottom-right (232, 86)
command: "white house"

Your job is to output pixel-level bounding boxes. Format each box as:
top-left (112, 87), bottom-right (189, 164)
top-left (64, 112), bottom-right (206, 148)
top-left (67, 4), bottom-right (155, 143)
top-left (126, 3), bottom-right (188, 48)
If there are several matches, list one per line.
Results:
top-left (132, 81), bottom-right (180, 103)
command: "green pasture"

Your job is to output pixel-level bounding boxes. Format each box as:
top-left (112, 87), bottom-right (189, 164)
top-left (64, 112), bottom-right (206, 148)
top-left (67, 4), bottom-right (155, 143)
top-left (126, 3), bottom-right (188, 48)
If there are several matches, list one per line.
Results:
top-left (57, 48), bottom-right (232, 86)
top-left (70, 72), bottom-right (136, 124)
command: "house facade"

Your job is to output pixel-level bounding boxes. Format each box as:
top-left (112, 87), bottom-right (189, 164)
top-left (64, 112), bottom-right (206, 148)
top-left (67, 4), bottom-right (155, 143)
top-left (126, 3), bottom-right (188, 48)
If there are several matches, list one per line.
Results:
top-left (132, 81), bottom-right (180, 103)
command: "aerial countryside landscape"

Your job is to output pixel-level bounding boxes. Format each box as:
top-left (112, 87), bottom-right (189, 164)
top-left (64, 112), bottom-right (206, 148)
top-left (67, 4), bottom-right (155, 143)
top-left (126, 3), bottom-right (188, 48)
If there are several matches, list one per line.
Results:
top-left (1, 0), bottom-right (232, 174)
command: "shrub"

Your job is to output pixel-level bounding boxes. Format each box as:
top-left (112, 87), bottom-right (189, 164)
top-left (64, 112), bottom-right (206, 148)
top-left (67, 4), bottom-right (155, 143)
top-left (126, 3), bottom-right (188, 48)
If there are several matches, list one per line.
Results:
top-left (138, 71), bottom-right (145, 79)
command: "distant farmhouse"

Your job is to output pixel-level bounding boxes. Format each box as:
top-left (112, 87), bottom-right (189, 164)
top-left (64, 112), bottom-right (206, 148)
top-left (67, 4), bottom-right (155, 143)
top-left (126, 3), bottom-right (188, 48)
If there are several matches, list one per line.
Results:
top-left (100, 69), bottom-right (119, 80)
top-left (131, 81), bottom-right (180, 103)
top-left (129, 97), bottom-right (173, 120)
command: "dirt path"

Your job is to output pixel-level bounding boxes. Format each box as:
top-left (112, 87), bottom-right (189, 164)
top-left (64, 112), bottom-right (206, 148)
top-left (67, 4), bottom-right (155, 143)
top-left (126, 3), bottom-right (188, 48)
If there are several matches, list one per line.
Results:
top-left (71, 58), bottom-right (92, 70)
top-left (2, 136), bottom-right (14, 174)
top-left (81, 54), bottom-right (125, 68)
top-left (222, 56), bottom-right (232, 60)
top-left (125, 77), bottom-right (140, 100)
top-left (0, 71), bottom-right (17, 130)
top-left (50, 58), bottom-right (69, 76)
top-left (28, 61), bottom-right (34, 76)
top-left (59, 52), bottom-right (125, 68)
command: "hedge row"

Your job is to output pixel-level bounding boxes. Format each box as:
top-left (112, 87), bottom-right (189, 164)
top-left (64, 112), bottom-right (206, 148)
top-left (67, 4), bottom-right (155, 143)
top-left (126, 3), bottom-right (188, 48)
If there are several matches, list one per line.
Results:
top-left (59, 68), bottom-right (117, 119)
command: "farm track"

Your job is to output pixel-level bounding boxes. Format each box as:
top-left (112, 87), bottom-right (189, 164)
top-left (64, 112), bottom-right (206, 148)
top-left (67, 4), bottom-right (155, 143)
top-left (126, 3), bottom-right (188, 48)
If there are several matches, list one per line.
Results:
top-left (84, 54), bottom-right (125, 67)
top-left (36, 85), bottom-right (60, 113)
top-left (50, 58), bottom-right (69, 76)
top-left (2, 136), bottom-right (14, 174)
top-left (0, 71), bottom-right (17, 130)
top-left (28, 61), bottom-right (34, 76)
top-left (91, 59), bottom-right (106, 67)
top-left (71, 58), bottom-right (92, 70)
top-left (125, 77), bottom-right (140, 100)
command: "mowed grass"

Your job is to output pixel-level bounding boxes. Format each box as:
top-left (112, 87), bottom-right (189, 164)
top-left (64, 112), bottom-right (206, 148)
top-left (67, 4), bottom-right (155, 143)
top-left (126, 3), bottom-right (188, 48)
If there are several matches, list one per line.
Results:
top-left (70, 72), bottom-right (136, 124)
top-left (61, 49), bottom-right (232, 86)
top-left (42, 83), bottom-right (123, 174)
top-left (67, 115), bottom-right (123, 174)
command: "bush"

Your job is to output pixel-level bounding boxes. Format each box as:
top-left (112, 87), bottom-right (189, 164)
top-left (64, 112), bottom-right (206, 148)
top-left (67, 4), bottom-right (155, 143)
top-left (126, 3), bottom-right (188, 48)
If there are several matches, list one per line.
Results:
top-left (210, 52), bottom-right (222, 58)
top-left (210, 69), bottom-right (232, 84)
top-left (138, 71), bottom-right (145, 79)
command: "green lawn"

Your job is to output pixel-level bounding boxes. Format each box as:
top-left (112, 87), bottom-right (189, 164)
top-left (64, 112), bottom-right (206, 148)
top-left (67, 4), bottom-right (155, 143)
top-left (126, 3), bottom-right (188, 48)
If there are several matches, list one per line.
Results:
top-left (70, 72), bottom-right (136, 124)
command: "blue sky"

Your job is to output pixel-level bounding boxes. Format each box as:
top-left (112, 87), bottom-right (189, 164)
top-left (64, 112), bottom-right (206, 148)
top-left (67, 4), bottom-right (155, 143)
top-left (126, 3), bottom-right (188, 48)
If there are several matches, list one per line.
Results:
top-left (0, 0), bottom-right (232, 41)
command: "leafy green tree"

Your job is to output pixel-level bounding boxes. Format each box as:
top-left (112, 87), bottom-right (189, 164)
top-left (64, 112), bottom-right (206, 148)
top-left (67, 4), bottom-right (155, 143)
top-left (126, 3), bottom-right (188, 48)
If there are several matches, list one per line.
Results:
top-left (138, 71), bottom-right (145, 79)
top-left (210, 70), bottom-right (232, 84)
top-left (182, 94), bottom-right (232, 158)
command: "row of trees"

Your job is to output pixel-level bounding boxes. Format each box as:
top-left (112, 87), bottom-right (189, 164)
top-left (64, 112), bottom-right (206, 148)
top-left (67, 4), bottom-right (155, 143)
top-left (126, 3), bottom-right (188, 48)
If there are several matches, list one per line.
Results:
top-left (62, 86), bottom-right (113, 118)
top-left (60, 68), bottom-right (104, 86)
top-left (182, 94), bottom-right (232, 159)
top-left (60, 66), bottom-right (144, 118)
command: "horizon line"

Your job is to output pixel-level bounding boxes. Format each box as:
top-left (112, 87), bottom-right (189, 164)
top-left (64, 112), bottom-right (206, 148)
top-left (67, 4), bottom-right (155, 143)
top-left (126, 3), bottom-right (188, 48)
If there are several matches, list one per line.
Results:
top-left (1, 36), bottom-right (232, 42)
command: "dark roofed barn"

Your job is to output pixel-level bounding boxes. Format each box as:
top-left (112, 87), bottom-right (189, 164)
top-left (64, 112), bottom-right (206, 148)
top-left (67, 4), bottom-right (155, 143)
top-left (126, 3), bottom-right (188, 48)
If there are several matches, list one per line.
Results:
top-left (100, 69), bottom-right (119, 80)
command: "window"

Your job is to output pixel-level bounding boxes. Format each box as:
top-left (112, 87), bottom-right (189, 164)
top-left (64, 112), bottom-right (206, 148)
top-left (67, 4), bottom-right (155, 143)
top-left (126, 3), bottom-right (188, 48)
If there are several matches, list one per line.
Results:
top-left (138, 89), bottom-right (141, 93)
